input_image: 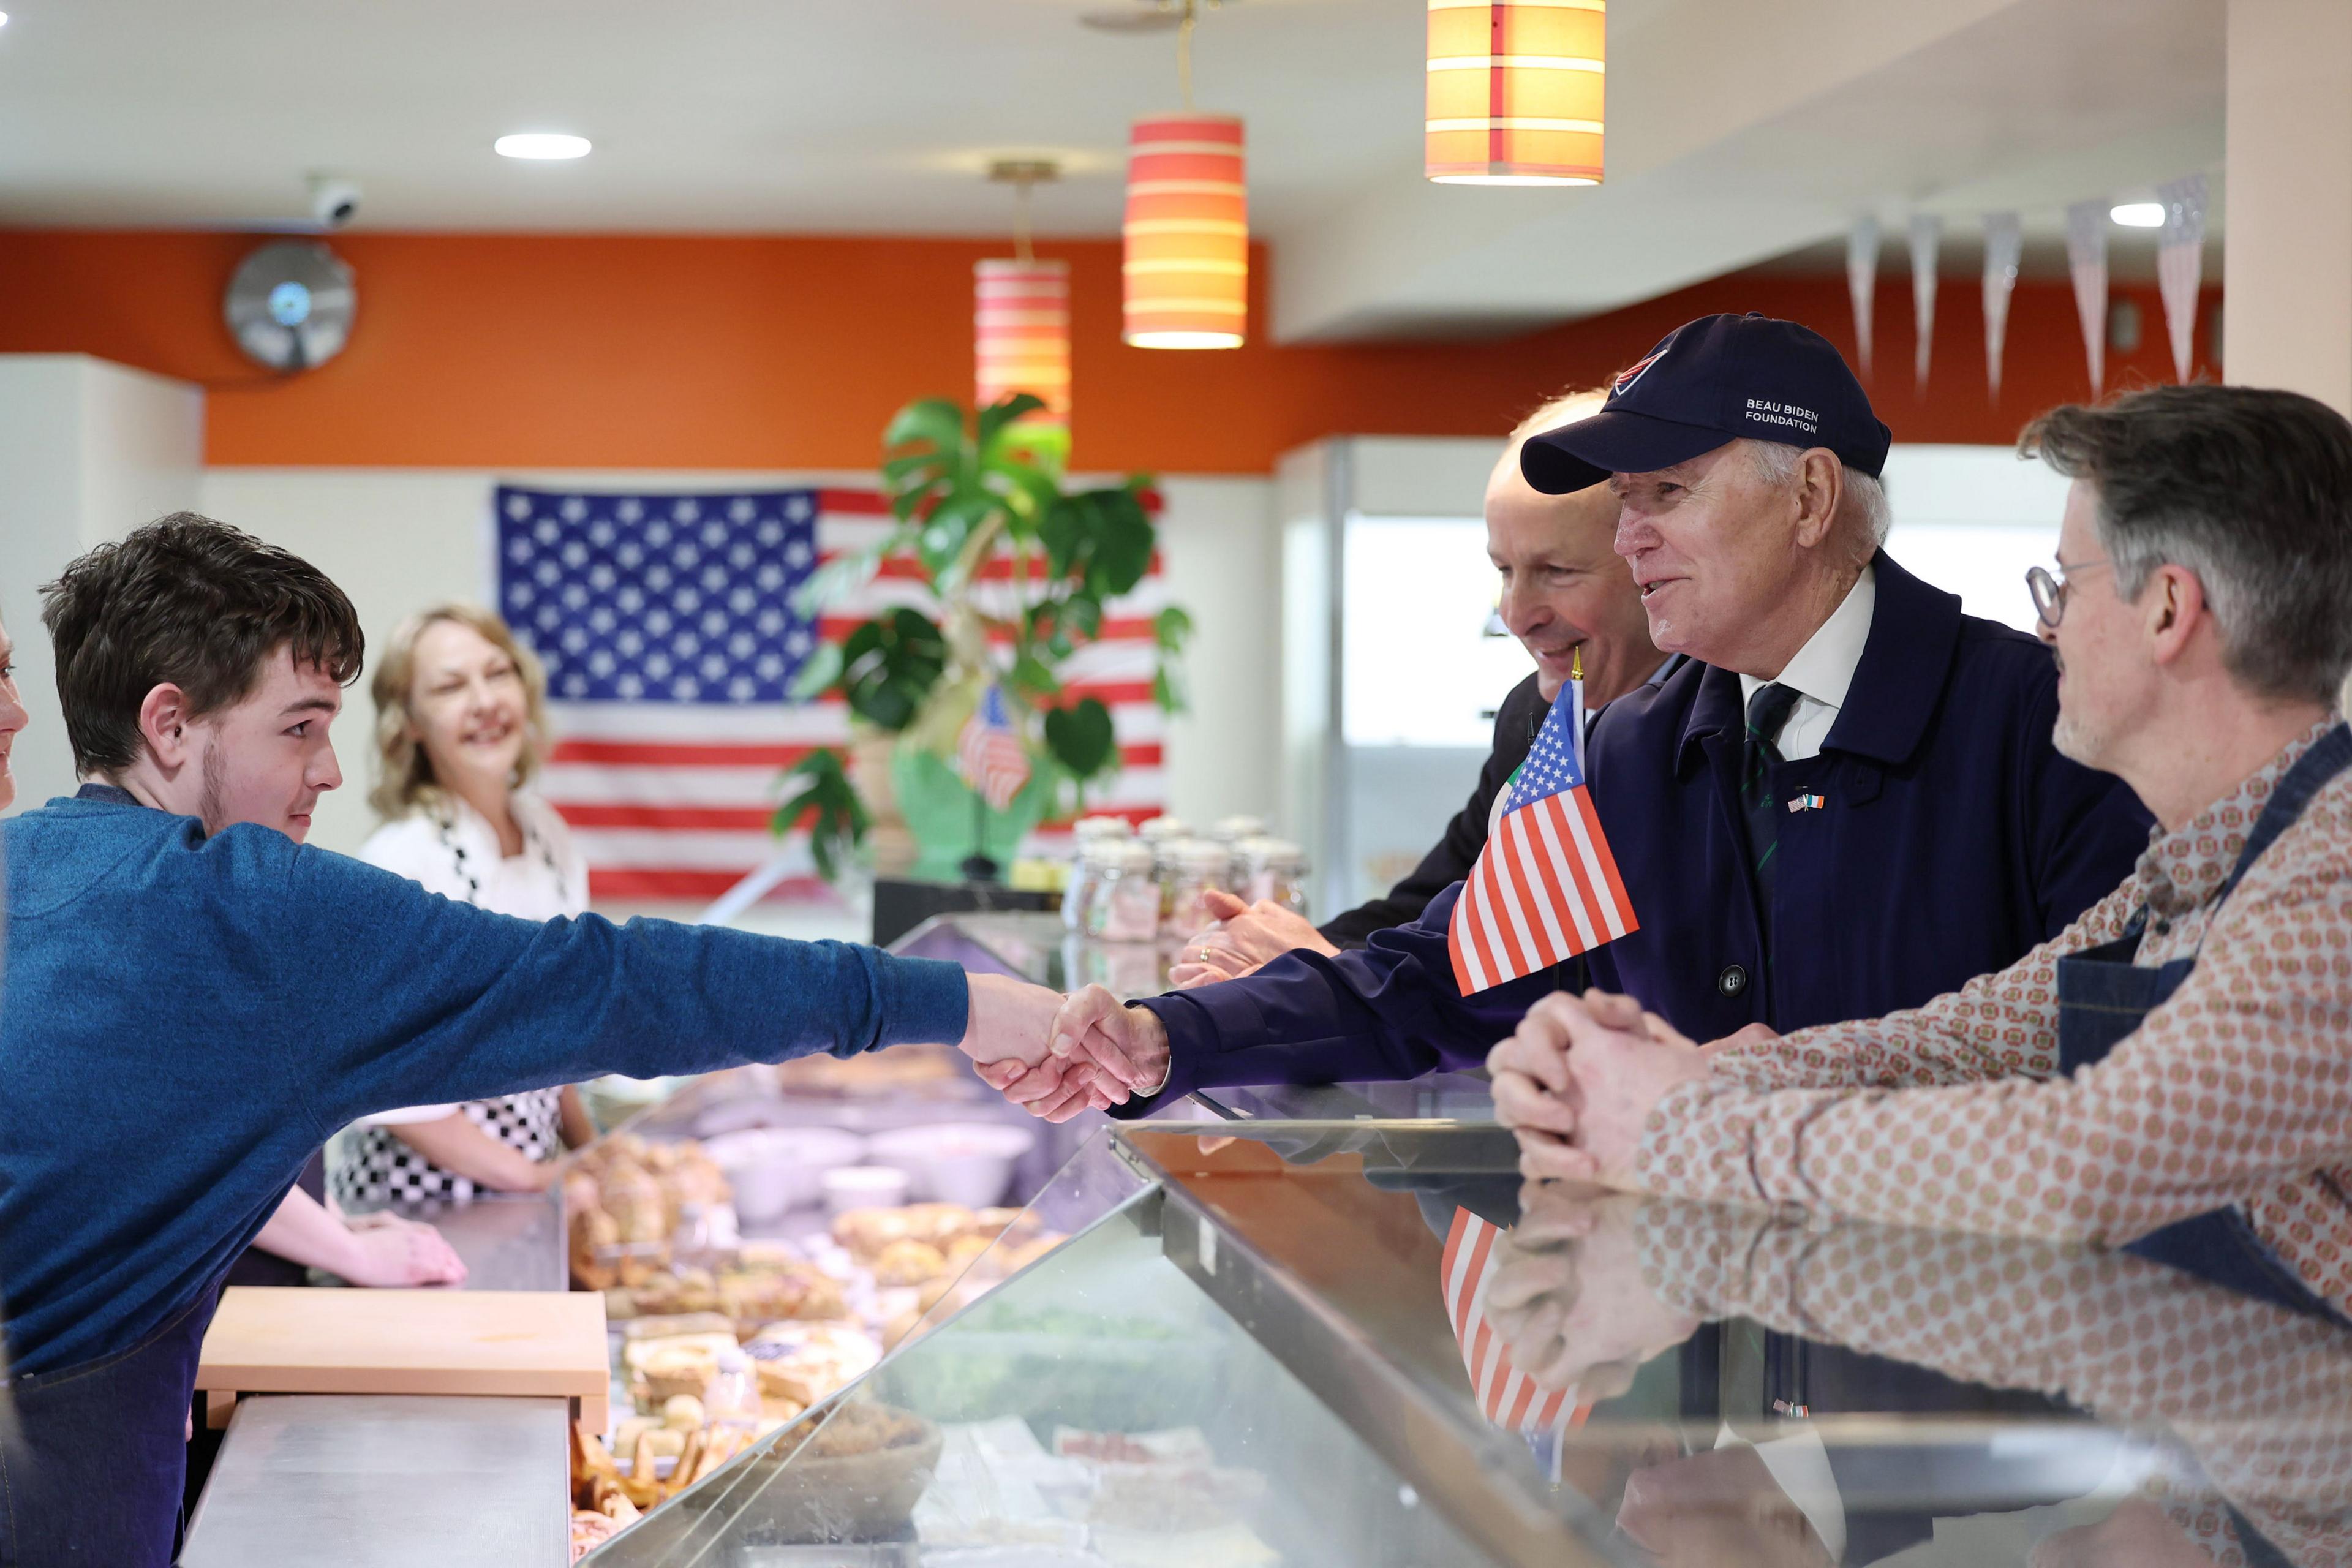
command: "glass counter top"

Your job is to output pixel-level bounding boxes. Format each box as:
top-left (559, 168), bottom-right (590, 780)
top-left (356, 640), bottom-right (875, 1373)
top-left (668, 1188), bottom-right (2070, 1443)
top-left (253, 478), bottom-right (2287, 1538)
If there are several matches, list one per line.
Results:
top-left (582, 1119), bottom-right (2350, 1568)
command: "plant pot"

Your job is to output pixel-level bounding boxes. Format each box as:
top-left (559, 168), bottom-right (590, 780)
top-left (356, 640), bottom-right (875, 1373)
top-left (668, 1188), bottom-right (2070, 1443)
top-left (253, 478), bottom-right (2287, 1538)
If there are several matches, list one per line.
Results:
top-left (849, 728), bottom-right (917, 876)
top-left (890, 743), bottom-right (1056, 881)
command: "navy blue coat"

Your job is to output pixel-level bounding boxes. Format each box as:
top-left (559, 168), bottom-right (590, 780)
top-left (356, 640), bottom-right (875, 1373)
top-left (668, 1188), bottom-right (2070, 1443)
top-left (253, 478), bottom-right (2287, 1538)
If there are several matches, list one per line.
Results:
top-left (1118, 552), bottom-right (2154, 1110)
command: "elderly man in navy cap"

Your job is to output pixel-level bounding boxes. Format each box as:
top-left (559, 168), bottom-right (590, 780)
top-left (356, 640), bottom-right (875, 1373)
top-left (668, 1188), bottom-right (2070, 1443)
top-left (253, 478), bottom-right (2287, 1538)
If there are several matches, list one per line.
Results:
top-left (992, 312), bottom-right (2150, 1128)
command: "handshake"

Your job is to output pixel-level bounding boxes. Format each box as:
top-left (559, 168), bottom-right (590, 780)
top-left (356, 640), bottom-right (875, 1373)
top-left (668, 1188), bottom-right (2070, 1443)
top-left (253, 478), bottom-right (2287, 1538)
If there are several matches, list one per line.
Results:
top-left (953, 974), bottom-right (1176, 1121)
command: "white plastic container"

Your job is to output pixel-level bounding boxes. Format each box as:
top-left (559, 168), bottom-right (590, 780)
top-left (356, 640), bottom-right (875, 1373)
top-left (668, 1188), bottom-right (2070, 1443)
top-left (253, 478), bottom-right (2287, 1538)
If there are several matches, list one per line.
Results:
top-left (703, 1126), bottom-right (867, 1223)
top-left (821, 1164), bottom-right (911, 1218)
top-left (866, 1121), bottom-right (1038, 1208)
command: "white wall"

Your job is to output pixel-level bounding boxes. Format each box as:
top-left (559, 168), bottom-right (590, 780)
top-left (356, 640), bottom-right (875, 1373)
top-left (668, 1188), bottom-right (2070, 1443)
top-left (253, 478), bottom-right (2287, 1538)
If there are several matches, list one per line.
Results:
top-left (1154, 476), bottom-right (1281, 832)
top-left (1879, 443), bottom-right (2071, 633)
top-left (1275, 435), bottom-right (1530, 914)
top-left (196, 466), bottom-right (1278, 859)
top-left (0, 355), bottom-right (204, 813)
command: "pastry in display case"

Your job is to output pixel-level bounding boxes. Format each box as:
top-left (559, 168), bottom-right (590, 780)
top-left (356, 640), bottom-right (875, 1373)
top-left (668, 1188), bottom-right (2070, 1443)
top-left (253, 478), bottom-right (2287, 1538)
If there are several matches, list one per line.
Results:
top-left (580, 1131), bottom-right (1531, 1566)
top-left (571, 1120), bottom-right (2352, 1568)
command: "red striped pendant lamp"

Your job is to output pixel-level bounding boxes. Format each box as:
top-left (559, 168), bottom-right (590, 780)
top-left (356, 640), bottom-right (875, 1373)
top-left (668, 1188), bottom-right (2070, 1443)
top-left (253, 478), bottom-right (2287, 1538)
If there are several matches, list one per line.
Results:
top-left (1122, 113), bottom-right (1247, 349)
top-left (1425, 0), bottom-right (1606, 186)
top-left (974, 258), bottom-right (1071, 426)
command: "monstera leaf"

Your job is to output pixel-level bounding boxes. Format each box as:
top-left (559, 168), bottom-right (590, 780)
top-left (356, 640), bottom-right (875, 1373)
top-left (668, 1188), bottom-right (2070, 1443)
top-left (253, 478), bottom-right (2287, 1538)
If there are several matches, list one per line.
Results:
top-left (775, 748), bottom-right (869, 882)
top-left (792, 608), bottom-right (945, 733)
top-left (881, 394), bottom-right (1066, 587)
top-left (1043, 697), bottom-right (1117, 783)
top-left (1039, 482), bottom-right (1154, 597)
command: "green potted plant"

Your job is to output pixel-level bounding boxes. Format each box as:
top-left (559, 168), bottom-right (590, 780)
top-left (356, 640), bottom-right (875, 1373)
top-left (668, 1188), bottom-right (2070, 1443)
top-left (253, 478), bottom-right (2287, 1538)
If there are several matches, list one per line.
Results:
top-left (780, 393), bottom-right (1191, 881)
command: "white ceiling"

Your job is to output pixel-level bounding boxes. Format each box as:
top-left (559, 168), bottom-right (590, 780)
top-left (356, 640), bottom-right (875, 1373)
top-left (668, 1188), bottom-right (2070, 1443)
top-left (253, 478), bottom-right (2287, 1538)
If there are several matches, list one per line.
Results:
top-left (0, 0), bottom-right (2226, 341)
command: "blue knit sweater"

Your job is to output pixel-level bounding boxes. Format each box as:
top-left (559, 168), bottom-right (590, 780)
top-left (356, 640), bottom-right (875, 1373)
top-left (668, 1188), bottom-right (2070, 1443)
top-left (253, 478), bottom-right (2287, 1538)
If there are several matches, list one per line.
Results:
top-left (0, 791), bottom-right (968, 1377)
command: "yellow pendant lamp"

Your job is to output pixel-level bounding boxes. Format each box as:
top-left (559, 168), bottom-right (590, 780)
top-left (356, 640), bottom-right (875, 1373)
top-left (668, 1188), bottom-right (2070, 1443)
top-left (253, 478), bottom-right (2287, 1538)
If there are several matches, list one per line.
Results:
top-left (1123, 0), bottom-right (1246, 349)
top-left (1425, 0), bottom-right (1606, 186)
top-left (975, 161), bottom-right (1071, 427)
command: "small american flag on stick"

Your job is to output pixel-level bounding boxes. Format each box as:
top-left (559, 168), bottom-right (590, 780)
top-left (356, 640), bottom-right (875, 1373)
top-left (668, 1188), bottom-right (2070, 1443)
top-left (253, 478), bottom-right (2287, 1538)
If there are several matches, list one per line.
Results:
top-left (1447, 660), bottom-right (1637, 994)
top-left (957, 684), bottom-right (1031, 811)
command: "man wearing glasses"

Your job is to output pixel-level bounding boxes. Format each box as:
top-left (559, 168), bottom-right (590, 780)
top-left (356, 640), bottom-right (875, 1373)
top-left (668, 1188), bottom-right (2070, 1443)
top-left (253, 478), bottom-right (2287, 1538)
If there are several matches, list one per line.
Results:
top-left (1493, 383), bottom-right (2352, 1322)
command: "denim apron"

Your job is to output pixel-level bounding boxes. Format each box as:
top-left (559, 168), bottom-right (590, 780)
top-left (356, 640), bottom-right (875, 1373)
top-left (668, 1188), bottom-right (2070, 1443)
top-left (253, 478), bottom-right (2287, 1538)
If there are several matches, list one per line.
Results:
top-left (2056, 723), bottom-right (2352, 1325)
top-left (0, 1273), bottom-right (225, 1567)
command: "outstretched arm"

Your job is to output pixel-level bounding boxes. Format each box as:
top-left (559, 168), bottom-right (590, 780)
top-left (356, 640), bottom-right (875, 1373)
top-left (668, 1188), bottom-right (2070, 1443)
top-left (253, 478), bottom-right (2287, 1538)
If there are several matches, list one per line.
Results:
top-left (257, 833), bottom-right (987, 1137)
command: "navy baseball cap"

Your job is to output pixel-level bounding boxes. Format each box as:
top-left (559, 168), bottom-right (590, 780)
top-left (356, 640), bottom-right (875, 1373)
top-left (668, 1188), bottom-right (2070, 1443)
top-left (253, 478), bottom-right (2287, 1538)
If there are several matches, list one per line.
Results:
top-left (1521, 313), bottom-right (1893, 494)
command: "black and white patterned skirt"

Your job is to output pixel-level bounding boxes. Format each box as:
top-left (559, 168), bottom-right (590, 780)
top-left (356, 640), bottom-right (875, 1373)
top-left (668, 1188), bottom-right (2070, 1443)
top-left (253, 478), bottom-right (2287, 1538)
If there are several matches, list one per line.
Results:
top-left (329, 1090), bottom-right (566, 1207)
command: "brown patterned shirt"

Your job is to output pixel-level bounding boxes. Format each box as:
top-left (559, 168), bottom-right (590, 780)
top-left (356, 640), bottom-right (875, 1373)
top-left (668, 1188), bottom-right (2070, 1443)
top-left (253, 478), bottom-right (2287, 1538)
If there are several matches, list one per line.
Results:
top-left (1637, 720), bottom-right (2352, 1315)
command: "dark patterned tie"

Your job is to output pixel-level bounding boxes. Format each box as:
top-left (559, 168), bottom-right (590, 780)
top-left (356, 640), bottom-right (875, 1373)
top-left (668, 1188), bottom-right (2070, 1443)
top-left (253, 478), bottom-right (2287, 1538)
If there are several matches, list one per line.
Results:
top-left (1743, 681), bottom-right (1803, 898)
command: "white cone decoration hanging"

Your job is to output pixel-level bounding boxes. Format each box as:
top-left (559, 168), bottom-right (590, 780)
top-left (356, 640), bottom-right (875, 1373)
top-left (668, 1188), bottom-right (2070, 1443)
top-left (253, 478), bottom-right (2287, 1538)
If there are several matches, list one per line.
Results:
top-left (2065, 200), bottom-right (2108, 394)
top-left (1909, 213), bottom-right (1940, 390)
top-left (1981, 211), bottom-right (2021, 403)
top-left (1846, 217), bottom-right (1880, 379)
top-left (2155, 173), bottom-right (2209, 383)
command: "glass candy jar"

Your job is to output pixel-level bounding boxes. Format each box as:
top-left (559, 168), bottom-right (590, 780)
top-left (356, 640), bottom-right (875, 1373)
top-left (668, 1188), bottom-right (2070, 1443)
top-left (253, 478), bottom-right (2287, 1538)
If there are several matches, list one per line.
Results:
top-left (1085, 841), bottom-right (1163, 944)
top-left (1235, 836), bottom-right (1310, 916)
top-left (1159, 837), bottom-right (1238, 939)
top-left (1064, 816), bottom-right (1135, 933)
top-left (1136, 815), bottom-right (1189, 872)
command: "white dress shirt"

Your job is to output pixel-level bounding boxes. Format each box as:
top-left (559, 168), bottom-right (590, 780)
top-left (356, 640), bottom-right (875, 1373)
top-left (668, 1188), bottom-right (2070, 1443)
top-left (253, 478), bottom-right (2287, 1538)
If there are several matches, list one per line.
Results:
top-left (1736, 565), bottom-right (1877, 763)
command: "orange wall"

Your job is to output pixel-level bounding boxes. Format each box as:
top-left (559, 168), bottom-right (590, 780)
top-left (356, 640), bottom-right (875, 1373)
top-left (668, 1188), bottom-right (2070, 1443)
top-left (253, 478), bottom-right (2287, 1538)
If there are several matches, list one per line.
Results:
top-left (0, 228), bottom-right (2218, 472)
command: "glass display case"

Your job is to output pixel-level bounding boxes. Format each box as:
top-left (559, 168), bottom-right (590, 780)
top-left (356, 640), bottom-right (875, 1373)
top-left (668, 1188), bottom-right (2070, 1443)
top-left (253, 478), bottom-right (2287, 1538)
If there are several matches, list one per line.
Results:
top-left (581, 1117), bottom-right (2351, 1567)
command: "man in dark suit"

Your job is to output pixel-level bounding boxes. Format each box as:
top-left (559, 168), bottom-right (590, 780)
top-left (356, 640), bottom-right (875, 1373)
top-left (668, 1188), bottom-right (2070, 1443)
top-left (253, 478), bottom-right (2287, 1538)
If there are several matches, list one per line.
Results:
top-left (1170, 389), bottom-right (1662, 986)
top-left (997, 314), bottom-right (2150, 1128)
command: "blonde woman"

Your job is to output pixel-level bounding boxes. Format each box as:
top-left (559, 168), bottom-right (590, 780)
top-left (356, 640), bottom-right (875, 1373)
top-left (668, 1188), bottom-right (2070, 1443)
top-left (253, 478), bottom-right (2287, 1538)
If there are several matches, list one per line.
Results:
top-left (330, 605), bottom-right (597, 1205)
top-left (0, 614), bottom-right (29, 810)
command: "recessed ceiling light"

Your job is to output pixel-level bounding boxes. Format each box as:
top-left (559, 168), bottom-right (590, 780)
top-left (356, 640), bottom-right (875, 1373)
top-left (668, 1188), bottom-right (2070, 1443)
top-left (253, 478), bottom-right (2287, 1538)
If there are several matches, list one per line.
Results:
top-left (2109, 202), bottom-right (2165, 228)
top-left (495, 133), bottom-right (591, 161)
top-left (0, 13), bottom-right (13, 26)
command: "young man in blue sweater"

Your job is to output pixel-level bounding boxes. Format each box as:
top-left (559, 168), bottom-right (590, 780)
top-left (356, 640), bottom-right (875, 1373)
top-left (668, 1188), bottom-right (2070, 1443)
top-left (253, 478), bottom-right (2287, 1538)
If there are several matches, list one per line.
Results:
top-left (0, 514), bottom-right (1098, 1566)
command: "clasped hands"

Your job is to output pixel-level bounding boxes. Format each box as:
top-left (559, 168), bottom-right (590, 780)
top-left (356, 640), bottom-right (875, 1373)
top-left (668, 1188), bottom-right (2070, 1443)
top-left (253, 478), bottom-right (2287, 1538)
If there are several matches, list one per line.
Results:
top-left (956, 973), bottom-right (1173, 1122)
top-left (1487, 990), bottom-right (1773, 1188)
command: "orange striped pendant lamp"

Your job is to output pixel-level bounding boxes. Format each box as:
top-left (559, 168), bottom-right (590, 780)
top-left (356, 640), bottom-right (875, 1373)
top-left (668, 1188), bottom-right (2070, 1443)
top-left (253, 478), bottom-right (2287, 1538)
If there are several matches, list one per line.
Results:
top-left (1122, 113), bottom-right (1247, 349)
top-left (975, 161), bottom-right (1071, 429)
top-left (974, 259), bottom-right (1071, 424)
top-left (1425, 0), bottom-right (1606, 186)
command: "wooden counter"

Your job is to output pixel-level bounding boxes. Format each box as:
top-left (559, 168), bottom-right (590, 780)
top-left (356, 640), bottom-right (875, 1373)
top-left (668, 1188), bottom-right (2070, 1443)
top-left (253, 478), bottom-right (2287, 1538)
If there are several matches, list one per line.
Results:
top-left (196, 1286), bottom-right (608, 1430)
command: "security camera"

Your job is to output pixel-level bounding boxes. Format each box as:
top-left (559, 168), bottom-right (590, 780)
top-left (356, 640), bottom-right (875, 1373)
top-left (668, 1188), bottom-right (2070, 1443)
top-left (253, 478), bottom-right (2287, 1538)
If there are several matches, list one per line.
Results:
top-left (308, 175), bottom-right (361, 230)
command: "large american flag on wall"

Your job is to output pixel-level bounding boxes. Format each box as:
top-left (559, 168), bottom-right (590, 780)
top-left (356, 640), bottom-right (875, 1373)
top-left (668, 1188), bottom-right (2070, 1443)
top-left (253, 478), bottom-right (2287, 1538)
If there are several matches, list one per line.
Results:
top-left (495, 484), bottom-right (1168, 902)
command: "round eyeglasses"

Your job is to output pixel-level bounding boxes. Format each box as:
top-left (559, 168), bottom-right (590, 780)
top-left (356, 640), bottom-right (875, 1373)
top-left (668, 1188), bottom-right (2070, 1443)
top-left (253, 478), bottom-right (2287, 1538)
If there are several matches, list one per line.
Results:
top-left (2024, 559), bottom-right (2112, 630)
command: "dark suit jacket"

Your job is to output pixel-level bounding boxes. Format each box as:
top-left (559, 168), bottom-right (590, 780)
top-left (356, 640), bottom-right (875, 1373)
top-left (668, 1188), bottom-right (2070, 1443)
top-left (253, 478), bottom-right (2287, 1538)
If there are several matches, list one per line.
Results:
top-left (1316, 673), bottom-right (1549, 949)
top-left (1114, 552), bottom-right (2153, 1110)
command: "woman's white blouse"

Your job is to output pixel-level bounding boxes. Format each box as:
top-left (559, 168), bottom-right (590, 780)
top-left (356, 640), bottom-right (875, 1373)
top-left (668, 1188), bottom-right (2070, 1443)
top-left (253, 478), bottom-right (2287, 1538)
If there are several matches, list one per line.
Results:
top-left (353, 791), bottom-right (589, 1125)
top-left (357, 791), bottom-right (588, 920)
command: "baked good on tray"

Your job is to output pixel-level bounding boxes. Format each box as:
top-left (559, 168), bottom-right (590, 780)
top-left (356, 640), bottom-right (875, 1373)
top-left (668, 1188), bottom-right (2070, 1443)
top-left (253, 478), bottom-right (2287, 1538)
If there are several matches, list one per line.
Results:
top-left (741, 1321), bottom-right (881, 1407)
